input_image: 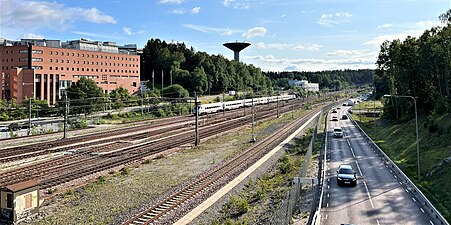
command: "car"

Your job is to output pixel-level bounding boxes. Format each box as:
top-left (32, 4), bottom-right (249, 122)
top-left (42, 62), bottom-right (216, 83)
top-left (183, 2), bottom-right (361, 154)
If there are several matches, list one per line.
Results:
top-left (8, 123), bottom-right (21, 131)
top-left (333, 127), bottom-right (343, 138)
top-left (341, 115), bottom-right (348, 120)
top-left (337, 107), bottom-right (341, 110)
top-left (0, 126), bottom-right (9, 132)
top-left (331, 116), bottom-right (338, 121)
top-left (343, 103), bottom-right (347, 106)
top-left (337, 164), bottom-right (357, 186)
top-left (331, 109), bottom-right (337, 113)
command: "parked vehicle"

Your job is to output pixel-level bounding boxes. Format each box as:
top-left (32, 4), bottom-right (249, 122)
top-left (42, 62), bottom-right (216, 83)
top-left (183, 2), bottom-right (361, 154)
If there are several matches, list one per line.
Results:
top-left (0, 126), bottom-right (9, 132)
top-left (341, 115), bottom-right (348, 120)
top-left (8, 123), bottom-right (21, 131)
top-left (347, 99), bottom-right (355, 106)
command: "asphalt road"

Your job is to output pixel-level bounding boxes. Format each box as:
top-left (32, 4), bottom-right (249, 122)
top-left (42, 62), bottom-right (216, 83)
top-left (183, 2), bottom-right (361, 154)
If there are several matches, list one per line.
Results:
top-left (321, 106), bottom-right (434, 225)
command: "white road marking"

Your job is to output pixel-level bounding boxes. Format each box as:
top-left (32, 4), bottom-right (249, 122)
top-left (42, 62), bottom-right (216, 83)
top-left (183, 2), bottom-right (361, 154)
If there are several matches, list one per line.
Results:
top-left (390, 170), bottom-right (392, 173)
top-left (328, 178), bottom-right (330, 182)
top-left (377, 220), bottom-right (380, 225)
top-left (325, 214), bottom-right (328, 220)
top-left (327, 173), bottom-right (330, 176)
top-left (350, 147), bottom-right (356, 157)
top-left (326, 203), bottom-right (329, 207)
top-left (421, 208), bottom-right (425, 213)
top-left (328, 185), bottom-right (330, 189)
top-left (394, 175), bottom-right (397, 179)
top-left (355, 161), bottom-right (363, 176)
top-left (363, 181), bottom-right (375, 208)
top-left (405, 189), bottom-right (409, 193)
top-left (412, 198), bottom-right (416, 202)
top-left (430, 221), bottom-right (435, 225)
top-left (399, 182), bottom-right (403, 185)
top-left (327, 194), bottom-right (330, 198)
top-left (347, 139), bottom-right (351, 146)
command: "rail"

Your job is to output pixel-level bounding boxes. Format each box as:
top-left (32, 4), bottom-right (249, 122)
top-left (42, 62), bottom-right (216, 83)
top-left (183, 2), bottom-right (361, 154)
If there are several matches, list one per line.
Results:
top-left (348, 111), bottom-right (450, 225)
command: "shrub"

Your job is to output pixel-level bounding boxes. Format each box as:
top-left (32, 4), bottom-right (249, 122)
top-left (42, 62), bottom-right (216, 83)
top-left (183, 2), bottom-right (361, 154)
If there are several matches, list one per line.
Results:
top-left (63, 189), bottom-right (74, 198)
top-left (120, 167), bottom-right (131, 175)
top-left (97, 176), bottom-right (106, 183)
top-left (278, 154), bottom-right (294, 174)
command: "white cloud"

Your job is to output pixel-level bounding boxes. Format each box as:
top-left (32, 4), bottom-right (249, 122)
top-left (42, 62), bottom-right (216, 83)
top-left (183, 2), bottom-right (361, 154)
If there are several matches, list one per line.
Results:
top-left (281, 14), bottom-right (287, 18)
top-left (172, 9), bottom-right (185, 14)
top-left (326, 50), bottom-right (364, 56)
top-left (158, 0), bottom-right (184, 4)
top-left (244, 54), bottom-right (376, 72)
top-left (317, 12), bottom-right (352, 27)
top-left (190, 7), bottom-right (201, 14)
top-left (71, 31), bottom-right (117, 39)
top-left (242, 27), bottom-right (267, 38)
top-left (183, 24), bottom-right (242, 36)
top-left (123, 27), bottom-right (144, 35)
top-left (223, 0), bottom-right (250, 9)
top-left (172, 7), bottom-right (201, 15)
top-left (255, 42), bottom-right (322, 51)
top-left (377, 23), bottom-right (393, 29)
top-left (0, 0), bottom-right (116, 33)
top-left (363, 33), bottom-right (413, 46)
top-left (20, 33), bottom-right (45, 39)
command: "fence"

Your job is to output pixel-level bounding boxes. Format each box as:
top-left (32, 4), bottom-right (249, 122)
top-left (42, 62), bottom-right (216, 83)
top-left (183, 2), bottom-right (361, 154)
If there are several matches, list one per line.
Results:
top-left (270, 110), bottom-right (325, 224)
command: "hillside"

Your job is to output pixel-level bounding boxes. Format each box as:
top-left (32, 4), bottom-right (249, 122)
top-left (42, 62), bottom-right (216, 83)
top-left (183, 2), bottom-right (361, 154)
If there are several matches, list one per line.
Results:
top-left (354, 102), bottom-right (451, 221)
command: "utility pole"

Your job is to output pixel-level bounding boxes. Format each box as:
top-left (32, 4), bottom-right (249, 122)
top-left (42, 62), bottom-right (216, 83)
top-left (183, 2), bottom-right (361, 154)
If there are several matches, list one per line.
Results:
top-left (170, 70), bottom-right (172, 86)
top-left (243, 93), bottom-right (246, 116)
top-left (161, 70), bottom-right (164, 92)
top-left (152, 70), bottom-right (155, 91)
top-left (141, 95), bottom-right (144, 115)
top-left (63, 93), bottom-right (68, 139)
top-left (179, 91), bottom-right (182, 116)
top-left (251, 97), bottom-right (256, 143)
top-left (27, 98), bottom-right (32, 136)
top-left (223, 92), bottom-right (225, 116)
top-left (292, 98), bottom-right (294, 120)
top-left (276, 95), bottom-right (279, 118)
top-left (195, 94), bottom-right (199, 146)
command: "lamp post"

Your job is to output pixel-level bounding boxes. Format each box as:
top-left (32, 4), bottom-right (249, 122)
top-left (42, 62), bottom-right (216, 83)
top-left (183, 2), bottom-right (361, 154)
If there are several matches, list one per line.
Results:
top-left (384, 94), bottom-right (420, 180)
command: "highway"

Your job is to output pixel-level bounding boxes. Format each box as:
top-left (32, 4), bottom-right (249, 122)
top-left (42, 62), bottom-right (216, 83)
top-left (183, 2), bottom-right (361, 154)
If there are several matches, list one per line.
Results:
top-left (321, 106), bottom-right (434, 225)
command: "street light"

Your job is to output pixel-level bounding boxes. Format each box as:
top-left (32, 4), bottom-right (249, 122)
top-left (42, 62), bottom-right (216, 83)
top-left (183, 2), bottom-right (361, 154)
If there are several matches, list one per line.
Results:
top-left (384, 94), bottom-right (420, 180)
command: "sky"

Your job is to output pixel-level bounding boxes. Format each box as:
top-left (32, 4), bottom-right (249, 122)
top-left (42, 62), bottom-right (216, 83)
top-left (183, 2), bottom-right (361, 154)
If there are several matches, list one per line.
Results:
top-left (1, 0), bottom-right (450, 72)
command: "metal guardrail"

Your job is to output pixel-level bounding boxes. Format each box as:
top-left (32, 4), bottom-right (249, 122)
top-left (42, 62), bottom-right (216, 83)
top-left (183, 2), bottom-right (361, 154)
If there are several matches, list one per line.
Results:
top-left (349, 113), bottom-right (450, 225)
top-left (311, 109), bottom-right (328, 225)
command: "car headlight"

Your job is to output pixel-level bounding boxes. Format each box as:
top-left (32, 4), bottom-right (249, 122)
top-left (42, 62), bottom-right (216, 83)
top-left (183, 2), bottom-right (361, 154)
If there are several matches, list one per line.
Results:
top-left (337, 177), bottom-right (342, 180)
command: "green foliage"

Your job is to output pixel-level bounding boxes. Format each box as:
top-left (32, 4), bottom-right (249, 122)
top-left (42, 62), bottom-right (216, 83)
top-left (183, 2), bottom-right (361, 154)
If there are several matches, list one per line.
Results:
top-left (120, 167), bottom-right (131, 175)
top-left (66, 77), bottom-right (104, 115)
top-left (46, 188), bottom-right (57, 194)
top-left (162, 84), bottom-right (189, 99)
top-left (278, 154), bottom-right (294, 174)
top-left (222, 195), bottom-right (249, 216)
top-left (63, 189), bottom-right (74, 198)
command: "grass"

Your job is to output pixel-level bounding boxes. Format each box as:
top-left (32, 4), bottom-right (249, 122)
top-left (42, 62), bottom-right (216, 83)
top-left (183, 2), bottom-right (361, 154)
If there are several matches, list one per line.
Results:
top-left (32, 105), bottom-right (309, 225)
top-left (353, 112), bottom-right (451, 221)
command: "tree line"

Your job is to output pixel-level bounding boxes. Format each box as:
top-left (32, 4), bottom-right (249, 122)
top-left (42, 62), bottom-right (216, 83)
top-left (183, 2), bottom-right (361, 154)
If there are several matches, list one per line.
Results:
top-left (375, 10), bottom-right (451, 116)
top-left (142, 38), bottom-right (272, 96)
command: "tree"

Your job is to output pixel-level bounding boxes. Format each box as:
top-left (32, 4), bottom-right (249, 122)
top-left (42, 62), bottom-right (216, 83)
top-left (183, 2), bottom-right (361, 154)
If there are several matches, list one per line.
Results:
top-left (191, 66), bottom-right (208, 94)
top-left (162, 84), bottom-right (189, 99)
top-left (110, 86), bottom-right (131, 109)
top-left (66, 77), bottom-right (104, 115)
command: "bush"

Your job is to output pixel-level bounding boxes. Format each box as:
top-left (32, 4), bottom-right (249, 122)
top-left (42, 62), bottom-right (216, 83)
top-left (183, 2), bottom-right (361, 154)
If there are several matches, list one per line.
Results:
top-left (63, 189), bottom-right (74, 198)
top-left (278, 154), bottom-right (294, 174)
top-left (120, 167), bottom-right (131, 175)
top-left (223, 195), bottom-right (249, 216)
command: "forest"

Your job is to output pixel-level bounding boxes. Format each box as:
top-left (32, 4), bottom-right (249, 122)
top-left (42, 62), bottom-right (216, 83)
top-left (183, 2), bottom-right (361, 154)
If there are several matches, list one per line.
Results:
top-left (140, 39), bottom-right (374, 96)
top-left (375, 9), bottom-right (451, 115)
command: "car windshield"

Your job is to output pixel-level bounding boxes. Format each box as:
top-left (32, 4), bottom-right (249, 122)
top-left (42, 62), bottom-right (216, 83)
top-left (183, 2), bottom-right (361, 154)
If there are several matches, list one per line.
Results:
top-left (339, 168), bottom-right (354, 174)
top-left (334, 128), bottom-right (342, 132)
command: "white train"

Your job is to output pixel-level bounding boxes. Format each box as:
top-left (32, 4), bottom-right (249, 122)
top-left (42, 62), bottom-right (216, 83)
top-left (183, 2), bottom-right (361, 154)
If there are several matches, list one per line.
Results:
top-left (193, 95), bottom-right (296, 115)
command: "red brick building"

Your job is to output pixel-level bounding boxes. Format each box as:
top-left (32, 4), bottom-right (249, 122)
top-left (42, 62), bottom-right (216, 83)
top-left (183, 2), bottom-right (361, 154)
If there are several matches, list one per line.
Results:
top-left (1, 39), bottom-right (140, 105)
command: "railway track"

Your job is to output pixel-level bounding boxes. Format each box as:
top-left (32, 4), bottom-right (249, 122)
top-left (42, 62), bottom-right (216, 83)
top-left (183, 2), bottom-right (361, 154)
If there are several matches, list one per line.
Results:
top-left (0, 99), bottom-right (311, 189)
top-left (122, 106), bottom-right (325, 225)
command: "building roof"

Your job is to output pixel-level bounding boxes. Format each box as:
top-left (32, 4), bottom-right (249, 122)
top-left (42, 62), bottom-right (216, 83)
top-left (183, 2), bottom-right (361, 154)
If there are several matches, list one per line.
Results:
top-left (3, 180), bottom-right (39, 192)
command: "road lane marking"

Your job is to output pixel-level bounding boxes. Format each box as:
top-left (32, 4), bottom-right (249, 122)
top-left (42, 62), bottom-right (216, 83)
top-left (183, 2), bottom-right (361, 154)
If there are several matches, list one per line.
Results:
top-left (390, 170), bottom-right (392, 173)
top-left (326, 203), bottom-right (329, 207)
top-left (325, 214), bottom-right (328, 220)
top-left (377, 220), bottom-right (380, 225)
top-left (363, 181), bottom-right (375, 208)
top-left (421, 208), bottom-right (425, 213)
top-left (394, 175), bottom-right (397, 179)
top-left (328, 185), bottom-right (330, 189)
top-left (350, 147), bottom-right (356, 157)
top-left (347, 139), bottom-right (351, 146)
top-left (355, 161), bottom-right (363, 176)
top-left (430, 221), bottom-right (435, 225)
top-left (327, 193), bottom-right (330, 198)
top-left (399, 182), bottom-right (403, 185)
top-left (405, 189), bottom-right (409, 193)
top-left (412, 198), bottom-right (416, 202)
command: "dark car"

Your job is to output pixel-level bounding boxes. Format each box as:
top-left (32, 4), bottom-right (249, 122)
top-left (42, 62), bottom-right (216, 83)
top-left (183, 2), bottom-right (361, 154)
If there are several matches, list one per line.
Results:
top-left (337, 164), bottom-right (357, 186)
top-left (331, 116), bottom-right (338, 121)
top-left (341, 115), bottom-right (348, 120)
top-left (8, 123), bottom-right (21, 131)
top-left (331, 109), bottom-right (337, 113)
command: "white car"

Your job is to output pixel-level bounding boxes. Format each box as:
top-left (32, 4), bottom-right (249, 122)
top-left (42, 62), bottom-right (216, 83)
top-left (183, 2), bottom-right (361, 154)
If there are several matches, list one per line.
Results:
top-left (333, 127), bottom-right (343, 138)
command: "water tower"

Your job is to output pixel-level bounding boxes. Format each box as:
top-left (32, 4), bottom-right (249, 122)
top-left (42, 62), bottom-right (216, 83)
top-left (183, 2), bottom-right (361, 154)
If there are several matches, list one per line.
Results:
top-left (223, 41), bottom-right (251, 62)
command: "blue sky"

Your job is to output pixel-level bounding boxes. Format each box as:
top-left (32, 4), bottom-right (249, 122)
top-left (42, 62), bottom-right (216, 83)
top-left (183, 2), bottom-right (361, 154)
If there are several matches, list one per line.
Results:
top-left (1, 0), bottom-right (449, 71)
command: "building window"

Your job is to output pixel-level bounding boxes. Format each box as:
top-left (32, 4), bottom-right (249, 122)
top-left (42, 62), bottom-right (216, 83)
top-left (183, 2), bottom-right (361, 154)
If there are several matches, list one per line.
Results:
top-left (32, 58), bottom-right (43, 62)
top-left (56, 52), bottom-right (58, 55)
top-left (96, 55), bottom-right (98, 58)
top-left (19, 49), bottom-right (28, 53)
top-left (56, 59), bottom-right (59, 63)
top-left (6, 50), bottom-right (9, 54)
top-left (77, 68), bottom-right (79, 71)
top-left (96, 69), bottom-right (98, 72)
top-left (32, 50), bottom-right (43, 54)
top-left (66, 60), bottom-right (69, 63)
top-left (87, 54), bottom-right (89, 58)
top-left (132, 82), bottom-right (137, 87)
top-left (55, 67), bottom-right (58, 70)
top-left (6, 193), bottom-right (13, 208)
top-left (61, 52), bottom-right (63, 55)
top-left (25, 194), bottom-right (32, 209)
top-left (82, 54), bottom-right (84, 57)
top-left (50, 59), bottom-right (53, 62)
top-left (61, 67), bottom-right (63, 70)
top-left (50, 67), bottom-right (52, 70)
top-left (72, 68), bottom-right (74, 71)
top-left (82, 68), bottom-right (84, 71)
top-left (72, 53), bottom-right (74, 56)
top-left (67, 67), bottom-right (69, 71)
top-left (50, 51), bottom-right (53, 55)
